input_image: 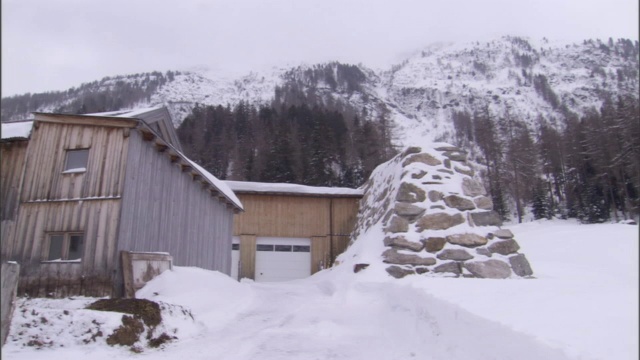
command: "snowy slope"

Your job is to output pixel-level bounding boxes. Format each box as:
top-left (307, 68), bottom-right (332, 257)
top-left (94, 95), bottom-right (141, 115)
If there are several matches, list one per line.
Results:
top-left (4, 36), bottom-right (637, 148)
top-left (3, 220), bottom-right (638, 360)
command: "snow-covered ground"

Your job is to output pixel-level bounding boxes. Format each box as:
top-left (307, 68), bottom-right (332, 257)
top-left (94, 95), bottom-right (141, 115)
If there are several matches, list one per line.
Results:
top-left (2, 219), bottom-right (638, 359)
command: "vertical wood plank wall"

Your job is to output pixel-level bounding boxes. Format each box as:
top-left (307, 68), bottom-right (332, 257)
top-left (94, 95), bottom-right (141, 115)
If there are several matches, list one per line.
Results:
top-left (232, 193), bottom-right (361, 279)
top-left (117, 130), bottom-right (234, 287)
top-left (19, 123), bottom-right (129, 202)
top-left (1, 141), bottom-right (28, 261)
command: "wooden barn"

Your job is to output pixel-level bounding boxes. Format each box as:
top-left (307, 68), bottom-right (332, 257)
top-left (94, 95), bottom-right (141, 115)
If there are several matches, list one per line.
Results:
top-left (0, 106), bottom-right (243, 297)
top-left (224, 181), bottom-right (363, 282)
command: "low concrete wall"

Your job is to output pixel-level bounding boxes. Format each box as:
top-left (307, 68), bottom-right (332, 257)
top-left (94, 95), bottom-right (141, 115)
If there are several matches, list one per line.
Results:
top-left (121, 251), bottom-right (173, 298)
top-left (1, 262), bottom-right (20, 346)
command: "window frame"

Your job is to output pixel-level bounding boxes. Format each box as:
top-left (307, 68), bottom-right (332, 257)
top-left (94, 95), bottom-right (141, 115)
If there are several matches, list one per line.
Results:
top-left (62, 148), bottom-right (90, 174)
top-left (43, 232), bottom-right (84, 262)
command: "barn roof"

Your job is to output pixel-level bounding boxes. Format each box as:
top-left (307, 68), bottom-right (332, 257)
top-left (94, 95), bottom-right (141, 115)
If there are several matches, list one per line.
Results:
top-left (224, 180), bottom-right (364, 198)
top-left (28, 108), bottom-right (243, 211)
top-left (1, 120), bottom-right (34, 142)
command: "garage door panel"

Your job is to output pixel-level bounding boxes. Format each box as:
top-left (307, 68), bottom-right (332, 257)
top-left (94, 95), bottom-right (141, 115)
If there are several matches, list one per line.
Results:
top-left (255, 237), bottom-right (311, 282)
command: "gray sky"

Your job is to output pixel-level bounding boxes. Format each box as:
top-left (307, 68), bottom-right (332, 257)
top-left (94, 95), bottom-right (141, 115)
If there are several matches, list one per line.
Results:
top-left (2, 0), bottom-right (638, 96)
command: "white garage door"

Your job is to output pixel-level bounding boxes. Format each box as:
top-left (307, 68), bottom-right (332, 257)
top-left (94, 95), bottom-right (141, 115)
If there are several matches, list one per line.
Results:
top-left (255, 237), bottom-right (311, 282)
top-left (231, 236), bottom-right (240, 280)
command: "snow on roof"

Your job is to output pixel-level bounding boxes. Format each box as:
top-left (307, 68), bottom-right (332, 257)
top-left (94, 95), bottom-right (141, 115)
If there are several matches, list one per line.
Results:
top-left (224, 180), bottom-right (364, 197)
top-left (83, 105), bottom-right (165, 118)
top-left (1, 121), bottom-right (34, 140)
top-left (182, 157), bottom-right (244, 211)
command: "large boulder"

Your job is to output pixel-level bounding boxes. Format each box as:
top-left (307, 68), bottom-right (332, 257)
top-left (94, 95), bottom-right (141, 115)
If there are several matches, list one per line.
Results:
top-left (394, 203), bottom-right (426, 220)
top-left (421, 237), bottom-right (447, 253)
top-left (436, 249), bottom-right (474, 261)
top-left (446, 233), bottom-right (488, 247)
top-left (434, 261), bottom-right (462, 276)
top-left (473, 196), bottom-right (493, 210)
top-left (509, 254), bottom-right (533, 277)
top-left (416, 213), bottom-right (465, 231)
top-left (463, 260), bottom-right (512, 279)
top-left (462, 178), bottom-right (487, 197)
top-left (396, 182), bottom-right (427, 203)
top-left (385, 266), bottom-right (415, 279)
top-left (385, 216), bottom-right (409, 233)
top-left (402, 153), bottom-right (442, 167)
top-left (443, 195), bottom-right (476, 211)
top-left (488, 239), bottom-right (520, 255)
top-left (470, 211), bottom-right (502, 226)
top-left (382, 249), bottom-right (436, 266)
top-left (384, 236), bottom-right (424, 252)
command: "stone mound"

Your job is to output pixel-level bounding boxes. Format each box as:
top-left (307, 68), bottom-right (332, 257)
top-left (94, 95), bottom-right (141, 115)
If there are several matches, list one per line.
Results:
top-left (349, 144), bottom-right (533, 279)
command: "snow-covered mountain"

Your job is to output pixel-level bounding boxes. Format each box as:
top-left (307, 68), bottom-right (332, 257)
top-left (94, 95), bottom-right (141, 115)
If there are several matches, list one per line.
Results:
top-left (2, 36), bottom-right (638, 148)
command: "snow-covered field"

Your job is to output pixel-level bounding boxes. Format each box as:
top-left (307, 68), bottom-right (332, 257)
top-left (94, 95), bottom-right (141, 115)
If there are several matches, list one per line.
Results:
top-left (2, 219), bottom-right (638, 360)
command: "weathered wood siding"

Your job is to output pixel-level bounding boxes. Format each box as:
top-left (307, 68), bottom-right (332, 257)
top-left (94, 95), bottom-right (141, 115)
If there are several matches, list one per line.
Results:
top-left (1, 121), bottom-right (131, 297)
top-left (117, 130), bottom-right (234, 280)
top-left (19, 122), bottom-right (130, 201)
top-left (1, 141), bottom-right (28, 221)
top-left (11, 200), bottom-right (121, 297)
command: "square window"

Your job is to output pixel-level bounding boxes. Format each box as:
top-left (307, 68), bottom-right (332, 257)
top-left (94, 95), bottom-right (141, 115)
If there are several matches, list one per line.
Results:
top-left (47, 234), bottom-right (64, 260)
top-left (63, 149), bottom-right (89, 173)
top-left (45, 233), bottom-right (84, 261)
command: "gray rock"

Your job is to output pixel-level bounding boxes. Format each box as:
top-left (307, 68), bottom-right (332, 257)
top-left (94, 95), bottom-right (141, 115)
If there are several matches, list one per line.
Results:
top-left (493, 229), bottom-right (514, 239)
top-left (382, 209), bottom-right (394, 225)
top-left (386, 266), bottom-right (415, 279)
top-left (434, 262), bottom-right (461, 276)
top-left (432, 174), bottom-right (442, 180)
top-left (430, 205), bottom-right (445, 210)
top-left (396, 182), bottom-right (427, 203)
top-left (384, 236), bottom-right (424, 252)
top-left (470, 211), bottom-right (503, 226)
top-left (437, 168), bottom-right (454, 175)
top-left (382, 249), bottom-right (437, 266)
top-left (509, 254), bottom-right (533, 277)
top-left (454, 166), bottom-right (474, 177)
top-left (462, 178), bottom-right (487, 197)
top-left (416, 213), bottom-right (465, 231)
top-left (353, 264), bottom-right (369, 273)
top-left (394, 203), bottom-right (426, 221)
top-left (473, 196), bottom-right (493, 210)
top-left (443, 195), bottom-right (476, 211)
top-left (446, 233), bottom-right (488, 247)
top-left (402, 153), bottom-right (442, 167)
top-left (435, 146), bottom-right (461, 152)
top-left (488, 239), bottom-right (520, 255)
top-left (475, 247), bottom-right (492, 257)
top-left (411, 170), bottom-right (428, 179)
top-left (442, 151), bottom-right (467, 162)
top-left (422, 181), bottom-right (443, 185)
top-left (437, 249), bottom-right (474, 261)
top-left (415, 267), bottom-right (430, 274)
top-left (444, 159), bottom-right (452, 169)
top-left (428, 190), bottom-right (444, 202)
top-left (386, 216), bottom-right (409, 233)
top-left (463, 260), bottom-right (512, 279)
top-left (422, 237), bottom-right (447, 253)
top-left (402, 146), bottom-right (422, 157)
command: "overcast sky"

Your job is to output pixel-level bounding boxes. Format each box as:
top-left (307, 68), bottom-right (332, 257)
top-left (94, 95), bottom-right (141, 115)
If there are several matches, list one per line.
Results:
top-left (2, 0), bottom-right (638, 97)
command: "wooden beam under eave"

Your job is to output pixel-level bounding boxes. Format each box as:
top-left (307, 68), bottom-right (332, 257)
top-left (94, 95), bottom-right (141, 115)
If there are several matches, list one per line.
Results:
top-left (180, 163), bottom-right (192, 172)
top-left (155, 142), bottom-right (168, 152)
top-left (140, 129), bottom-right (156, 141)
top-left (168, 153), bottom-right (179, 163)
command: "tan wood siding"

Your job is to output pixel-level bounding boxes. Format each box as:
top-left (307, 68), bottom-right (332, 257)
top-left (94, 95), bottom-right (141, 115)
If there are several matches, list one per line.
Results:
top-left (232, 193), bottom-right (361, 275)
top-left (117, 130), bottom-right (234, 279)
top-left (233, 195), bottom-right (331, 237)
top-left (19, 122), bottom-right (129, 202)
